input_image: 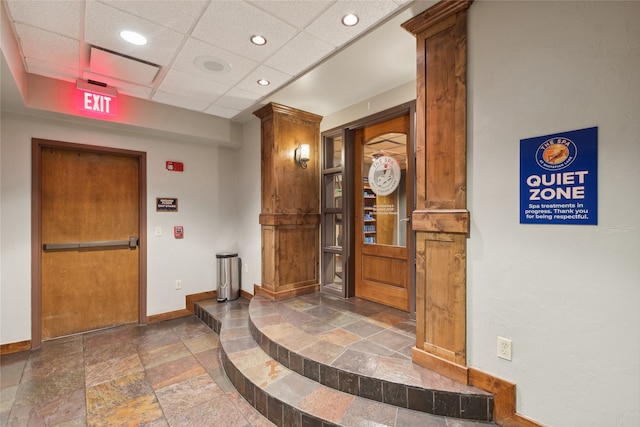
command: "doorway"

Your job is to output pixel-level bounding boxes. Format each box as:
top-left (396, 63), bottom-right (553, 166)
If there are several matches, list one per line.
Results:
top-left (354, 114), bottom-right (412, 311)
top-left (31, 139), bottom-right (147, 347)
top-left (320, 103), bottom-right (415, 312)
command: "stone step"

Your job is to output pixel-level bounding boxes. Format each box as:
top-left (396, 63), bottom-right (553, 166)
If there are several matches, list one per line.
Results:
top-left (195, 296), bottom-right (497, 426)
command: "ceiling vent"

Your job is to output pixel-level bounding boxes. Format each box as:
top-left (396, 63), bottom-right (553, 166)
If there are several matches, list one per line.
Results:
top-left (89, 46), bottom-right (160, 85)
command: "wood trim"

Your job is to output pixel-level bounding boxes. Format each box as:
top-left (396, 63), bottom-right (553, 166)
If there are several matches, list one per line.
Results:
top-left (147, 309), bottom-right (191, 324)
top-left (412, 346), bottom-right (469, 384)
top-left (259, 213), bottom-right (321, 226)
top-left (412, 209), bottom-right (470, 234)
top-left (0, 340), bottom-right (31, 355)
top-left (253, 283), bottom-right (319, 301)
top-left (253, 102), bottom-right (323, 124)
top-left (185, 291), bottom-right (217, 313)
top-left (240, 289), bottom-right (253, 300)
top-left (401, 0), bottom-right (473, 35)
top-left (497, 414), bottom-right (545, 427)
top-left (31, 139), bottom-right (147, 347)
top-left (468, 367), bottom-right (515, 421)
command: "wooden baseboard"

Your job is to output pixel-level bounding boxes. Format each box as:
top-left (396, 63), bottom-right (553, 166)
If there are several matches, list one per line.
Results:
top-left (253, 283), bottom-right (319, 300)
top-left (0, 340), bottom-right (31, 355)
top-left (468, 367), bottom-right (516, 421)
top-left (240, 289), bottom-right (253, 300)
top-left (147, 309), bottom-right (192, 324)
top-left (412, 346), bottom-right (469, 384)
top-left (412, 349), bottom-right (543, 426)
top-left (185, 290), bottom-right (217, 312)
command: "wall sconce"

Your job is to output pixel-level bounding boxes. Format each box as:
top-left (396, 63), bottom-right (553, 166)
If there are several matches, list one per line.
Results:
top-left (295, 144), bottom-right (310, 169)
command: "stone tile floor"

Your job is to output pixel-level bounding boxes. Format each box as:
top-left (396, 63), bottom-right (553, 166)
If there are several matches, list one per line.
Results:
top-left (0, 316), bottom-right (273, 427)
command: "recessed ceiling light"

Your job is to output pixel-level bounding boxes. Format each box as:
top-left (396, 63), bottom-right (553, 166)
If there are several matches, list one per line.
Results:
top-left (257, 79), bottom-right (270, 86)
top-left (250, 35), bottom-right (267, 46)
top-left (120, 30), bottom-right (147, 46)
top-left (342, 14), bottom-right (359, 27)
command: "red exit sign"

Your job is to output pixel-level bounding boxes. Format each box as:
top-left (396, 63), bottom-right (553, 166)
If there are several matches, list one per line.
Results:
top-left (75, 80), bottom-right (117, 117)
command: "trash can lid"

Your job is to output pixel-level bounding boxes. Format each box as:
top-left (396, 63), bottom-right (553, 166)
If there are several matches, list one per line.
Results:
top-left (216, 252), bottom-right (238, 258)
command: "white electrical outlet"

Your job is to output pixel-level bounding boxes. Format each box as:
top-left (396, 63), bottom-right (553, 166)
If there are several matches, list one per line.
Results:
top-left (497, 337), bottom-right (512, 360)
top-left (243, 262), bottom-right (249, 273)
top-left (175, 280), bottom-right (182, 290)
top-left (155, 226), bottom-right (162, 236)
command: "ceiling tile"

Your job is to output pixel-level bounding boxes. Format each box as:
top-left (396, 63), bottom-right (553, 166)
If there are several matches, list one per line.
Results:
top-left (306, 0), bottom-right (400, 47)
top-left (151, 90), bottom-right (211, 113)
top-left (82, 70), bottom-right (153, 100)
top-left (84, 1), bottom-right (185, 66)
top-left (15, 24), bottom-right (79, 72)
top-left (191, 1), bottom-right (298, 62)
top-left (214, 87), bottom-right (260, 111)
top-left (204, 104), bottom-right (241, 120)
top-left (249, 0), bottom-right (333, 29)
top-left (235, 65), bottom-right (292, 96)
top-left (157, 69), bottom-right (229, 103)
top-left (5, 0), bottom-right (80, 39)
top-left (171, 38), bottom-right (258, 87)
top-left (265, 31), bottom-right (335, 76)
top-left (27, 58), bottom-right (78, 84)
top-left (99, 0), bottom-right (208, 34)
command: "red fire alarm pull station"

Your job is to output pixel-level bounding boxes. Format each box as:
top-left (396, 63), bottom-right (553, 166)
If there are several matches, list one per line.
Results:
top-left (166, 161), bottom-right (184, 172)
top-left (174, 226), bottom-right (184, 238)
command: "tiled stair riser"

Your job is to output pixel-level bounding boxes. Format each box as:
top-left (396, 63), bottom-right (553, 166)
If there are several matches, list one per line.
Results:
top-left (194, 299), bottom-right (496, 425)
top-left (248, 316), bottom-right (493, 421)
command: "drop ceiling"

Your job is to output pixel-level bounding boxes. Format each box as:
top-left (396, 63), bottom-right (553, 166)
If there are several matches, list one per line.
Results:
top-left (2, 0), bottom-right (434, 122)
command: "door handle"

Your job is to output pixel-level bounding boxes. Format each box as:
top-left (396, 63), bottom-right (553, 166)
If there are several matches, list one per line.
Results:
top-left (43, 236), bottom-right (138, 251)
top-left (399, 217), bottom-right (411, 223)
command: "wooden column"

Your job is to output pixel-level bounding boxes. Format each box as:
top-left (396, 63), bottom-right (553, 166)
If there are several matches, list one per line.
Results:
top-left (253, 103), bottom-right (323, 300)
top-left (402, 0), bottom-right (473, 380)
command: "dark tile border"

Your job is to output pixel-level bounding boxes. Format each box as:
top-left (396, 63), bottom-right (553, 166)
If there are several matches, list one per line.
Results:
top-left (247, 305), bottom-right (494, 422)
top-left (196, 300), bottom-right (494, 423)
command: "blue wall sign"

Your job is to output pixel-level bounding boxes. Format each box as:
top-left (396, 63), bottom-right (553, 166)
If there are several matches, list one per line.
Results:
top-left (520, 127), bottom-right (598, 225)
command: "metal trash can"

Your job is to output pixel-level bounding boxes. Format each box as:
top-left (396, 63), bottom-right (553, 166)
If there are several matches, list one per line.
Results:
top-left (216, 252), bottom-right (241, 302)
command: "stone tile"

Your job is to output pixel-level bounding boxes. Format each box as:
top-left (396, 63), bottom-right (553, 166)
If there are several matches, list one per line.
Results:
top-left (298, 340), bottom-right (344, 365)
top-left (299, 319), bottom-right (336, 335)
top-left (367, 329), bottom-right (415, 352)
top-left (342, 319), bottom-right (385, 338)
top-left (138, 341), bottom-right (191, 369)
top-left (86, 393), bottom-right (164, 427)
top-left (155, 372), bottom-right (224, 413)
top-left (0, 352), bottom-right (29, 388)
top-left (84, 342), bottom-right (138, 366)
top-left (331, 349), bottom-right (379, 377)
top-left (193, 348), bottom-right (221, 371)
top-left (339, 396), bottom-right (397, 426)
top-left (85, 353), bottom-right (144, 388)
top-left (243, 358), bottom-right (288, 388)
top-left (264, 371), bottom-right (319, 406)
top-left (347, 338), bottom-right (395, 357)
top-left (14, 364), bottom-right (85, 406)
top-left (86, 371), bottom-right (152, 414)
top-left (396, 407), bottom-right (449, 426)
top-left (182, 331), bottom-right (220, 354)
top-left (318, 328), bottom-right (362, 347)
top-left (297, 386), bottom-right (355, 424)
top-left (374, 356), bottom-right (422, 387)
top-left (7, 387), bottom-right (85, 426)
top-left (145, 355), bottom-right (206, 390)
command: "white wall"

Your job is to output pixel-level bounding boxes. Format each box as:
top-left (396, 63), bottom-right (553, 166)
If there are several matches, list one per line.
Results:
top-left (467, 2), bottom-right (640, 426)
top-left (235, 118), bottom-right (263, 293)
top-left (0, 112), bottom-right (240, 343)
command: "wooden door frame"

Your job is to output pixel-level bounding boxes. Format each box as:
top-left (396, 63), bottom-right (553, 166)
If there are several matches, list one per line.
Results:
top-left (343, 102), bottom-right (417, 311)
top-left (31, 139), bottom-right (147, 348)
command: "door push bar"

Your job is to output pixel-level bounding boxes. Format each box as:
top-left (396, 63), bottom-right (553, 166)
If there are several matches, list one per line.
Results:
top-left (43, 236), bottom-right (138, 251)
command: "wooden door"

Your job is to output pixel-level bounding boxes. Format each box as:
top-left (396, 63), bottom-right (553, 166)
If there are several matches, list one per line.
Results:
top-left (39, 143), bottom-right (140, 339)
top-left (354, 114), bottom-right (412, 311)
